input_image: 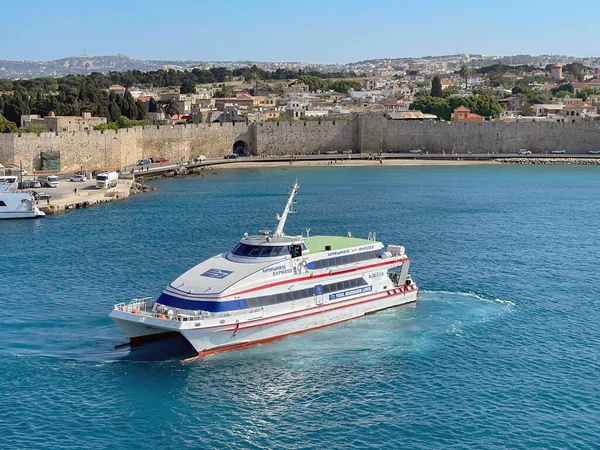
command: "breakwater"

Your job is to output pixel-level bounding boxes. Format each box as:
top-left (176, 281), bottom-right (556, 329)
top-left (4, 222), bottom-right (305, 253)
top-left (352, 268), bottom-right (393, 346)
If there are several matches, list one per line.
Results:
top-left (2, 114), bottom-right (600, 172)
top-left (497, 157), bottom-right (600, 165)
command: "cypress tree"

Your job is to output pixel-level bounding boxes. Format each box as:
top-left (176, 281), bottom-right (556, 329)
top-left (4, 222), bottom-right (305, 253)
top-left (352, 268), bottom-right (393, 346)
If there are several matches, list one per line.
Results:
top-left (431, 75), bottom-right (443, 98)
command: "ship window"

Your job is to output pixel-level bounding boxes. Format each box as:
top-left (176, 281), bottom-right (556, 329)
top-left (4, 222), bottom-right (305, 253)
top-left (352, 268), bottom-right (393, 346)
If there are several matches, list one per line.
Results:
top-left (259, 246), bottom-right (274, 257)
top-left (292, 290), bottom-right (301, 300)
top-left (268, 296), bottom-right (278, 305)
top-left (285, 292), bottom-right (293, 302)
top-left (233, 244), bottom-right (289, 257)
top-left (342, 255), bottom-right (350, 264)
top-left (323, 284), bottom-right (331, 294)
top-left (335, 257), bottom-right (343, 266)
top-left (257, 298), bottom-right (267, 306)
top-left (314, 260), bottom-right (322, 269)
top-left (343, 281), bottom-right (350, 289)
top-left (248, 246), bottom-right (261, 257)
top-left (335, 282), bottom-right (343, 291)
top-left (0, 201), bottom-right (5, 207)
top-left (301, 243), bottom-right (308, 251)
top-left (247, 298), bottom-right (257, 307)
top-left (349, 254), bottom-right (356, 263)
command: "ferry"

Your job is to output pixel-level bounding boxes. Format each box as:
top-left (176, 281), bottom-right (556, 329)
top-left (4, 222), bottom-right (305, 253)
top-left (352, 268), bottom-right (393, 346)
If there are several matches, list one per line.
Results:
top-left (110, 181), bottom-right (418, 362)
top-left (0, 176), bottom-right (46, 219)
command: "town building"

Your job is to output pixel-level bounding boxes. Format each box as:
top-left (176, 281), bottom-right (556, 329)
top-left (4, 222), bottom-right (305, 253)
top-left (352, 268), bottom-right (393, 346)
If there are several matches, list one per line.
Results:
top-left (572, 78), bottom-right (600, 95)
top-left (108, 85), bottom-right (127, 96)
top-left (214, 94), bottom-right (260, 110)
top-left (450, 106), bottom-right (484, 123)
top-left (22, 112), bottom-right (106, 132)
top-left (498, 96), bottom-right (525, 112)
top-left (533, 104), bottom-right (564, 117)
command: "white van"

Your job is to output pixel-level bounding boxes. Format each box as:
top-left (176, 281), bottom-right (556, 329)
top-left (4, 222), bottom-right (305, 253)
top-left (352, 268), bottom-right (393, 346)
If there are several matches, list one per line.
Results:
top-left (37, 175), bottom-right (59, 188)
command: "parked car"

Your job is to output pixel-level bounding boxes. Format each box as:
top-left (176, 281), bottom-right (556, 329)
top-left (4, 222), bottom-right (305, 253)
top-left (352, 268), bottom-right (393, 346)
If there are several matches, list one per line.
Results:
top-left (70, 174), bottom-right (87, 182)
top-left (389, 149), bottom-right (402, 153)
top-left (137, 159), bottom-right (149, 166)
top-left (224, 153), bottom-right (239, 159)
top-left (518, 149), bottom-right (532, 155)
top-left (588, 149), bottom-right (600, 154)
top-left (408, 148), bottom-right (422, 154)
top-left (195, 155), bottom-right (207, 162)
top-left (324, 150), bottom-right (338, 154)
top-left (155, 157), bottom-right (169, 163)
top-left (34, 192), bottom-right (51, 201)
top-left (21, 180), bottom-right (41, 189)
top-left (551, 149), bottom-right (566, 154)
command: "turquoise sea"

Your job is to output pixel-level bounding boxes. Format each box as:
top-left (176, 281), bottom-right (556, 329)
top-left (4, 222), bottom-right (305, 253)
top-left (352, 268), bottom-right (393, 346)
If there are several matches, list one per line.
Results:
top-left (2, 165), bottom-right (600, 449)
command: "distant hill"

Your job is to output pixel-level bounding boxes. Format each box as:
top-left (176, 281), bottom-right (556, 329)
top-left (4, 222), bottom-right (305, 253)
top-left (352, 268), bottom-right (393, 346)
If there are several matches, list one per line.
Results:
top-left (1, 53), bottom-right (597, 79)
top-left (0, 54), bottom-right (269, 79)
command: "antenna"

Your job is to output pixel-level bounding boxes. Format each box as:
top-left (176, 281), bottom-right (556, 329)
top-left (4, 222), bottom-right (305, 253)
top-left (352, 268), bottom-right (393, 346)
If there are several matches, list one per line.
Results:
top-left (83, 48), bottom-right (90, 76)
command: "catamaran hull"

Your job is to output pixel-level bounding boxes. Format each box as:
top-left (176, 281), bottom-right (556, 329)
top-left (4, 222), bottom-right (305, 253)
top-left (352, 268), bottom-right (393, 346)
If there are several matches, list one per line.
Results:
top-left (0, 209), bottom-right (45, 219)
top-left (111, 286), bottom-right (418, 360)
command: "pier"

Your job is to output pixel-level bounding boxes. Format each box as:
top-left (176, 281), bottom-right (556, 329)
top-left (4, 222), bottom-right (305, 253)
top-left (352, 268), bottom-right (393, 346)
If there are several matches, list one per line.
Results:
top-left (33, 179), bottom-right (132, 215)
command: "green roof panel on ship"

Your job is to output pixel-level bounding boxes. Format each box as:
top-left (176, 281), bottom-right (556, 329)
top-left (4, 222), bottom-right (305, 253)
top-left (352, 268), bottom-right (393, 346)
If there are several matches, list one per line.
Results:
top-left (304, 235), bottom-right (375, 254)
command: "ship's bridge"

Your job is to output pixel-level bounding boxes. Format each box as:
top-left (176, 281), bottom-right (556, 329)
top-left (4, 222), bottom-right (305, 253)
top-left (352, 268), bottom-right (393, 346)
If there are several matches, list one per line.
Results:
top-left (228, 234), bottom-right (307, 261)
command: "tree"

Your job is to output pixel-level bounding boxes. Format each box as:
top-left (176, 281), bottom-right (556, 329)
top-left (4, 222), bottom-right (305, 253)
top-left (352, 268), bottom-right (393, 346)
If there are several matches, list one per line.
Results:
top-left (0, 113), bottom-right (18, 133)
top-left (410, 96), bottom-right (451, 120)
top-left (329, 80), bottom-right (362, 94)
top-left (564, 62), bottom-right (585, 82)
top-left (576, 88), bottom-right (600, 101)
top-left (431, 76), bottom-right (443, 97)
top-left (551, 83), bottom-right (573, 96)
top-left (158, 99), bottom-right (178, 117)
top-left (180, 77), bottom-right (196, 94)
top-left (296, 75), bottom-right (328, 92)
top-left (108, 92), bottom-right (121, 122)
top-left (213, 85), bottom-right (234, 98)
top-left (458, 65), bottom-right (472, 89)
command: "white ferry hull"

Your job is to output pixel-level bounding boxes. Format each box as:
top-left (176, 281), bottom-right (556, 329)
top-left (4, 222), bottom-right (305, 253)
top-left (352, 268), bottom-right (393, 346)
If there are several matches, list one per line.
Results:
top-left (111, 285), bottom-right (418, 360)
top-left (183, 288), bottom-right (418, 359)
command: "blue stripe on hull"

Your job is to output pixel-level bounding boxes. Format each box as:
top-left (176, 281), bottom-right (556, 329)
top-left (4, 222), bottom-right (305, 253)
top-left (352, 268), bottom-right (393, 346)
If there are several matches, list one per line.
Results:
top-left (157, 293), bottom-right (249, 312)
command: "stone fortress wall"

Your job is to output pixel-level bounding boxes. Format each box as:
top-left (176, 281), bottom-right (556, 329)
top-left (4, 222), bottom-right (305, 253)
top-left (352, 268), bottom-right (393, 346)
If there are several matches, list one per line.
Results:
top-left (2, 114), bottom-right (600, 172)
top-left (358, 114), bottom-right (600, 154)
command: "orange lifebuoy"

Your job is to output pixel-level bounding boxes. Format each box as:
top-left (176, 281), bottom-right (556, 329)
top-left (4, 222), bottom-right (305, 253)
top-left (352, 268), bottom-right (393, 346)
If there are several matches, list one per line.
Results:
top-left (132, 309), bottom-right (142, 314)
top-left (157, 314), bottom-right (166, 319)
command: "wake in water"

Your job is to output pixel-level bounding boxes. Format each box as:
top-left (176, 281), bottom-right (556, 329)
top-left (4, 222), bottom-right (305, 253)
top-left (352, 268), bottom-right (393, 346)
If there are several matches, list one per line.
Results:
top-left (0, 290), bottom-right (514, 364)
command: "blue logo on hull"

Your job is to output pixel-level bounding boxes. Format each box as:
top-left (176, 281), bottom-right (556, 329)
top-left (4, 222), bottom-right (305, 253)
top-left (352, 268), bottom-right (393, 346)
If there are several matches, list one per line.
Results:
top-left (201, 268), bottom-right (233, 279)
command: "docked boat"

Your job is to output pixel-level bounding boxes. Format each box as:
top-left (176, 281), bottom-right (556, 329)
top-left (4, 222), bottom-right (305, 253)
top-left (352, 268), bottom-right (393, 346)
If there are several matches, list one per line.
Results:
top-left (110, 181), bottom-right (418, 362)
top-left (0, 176), bottom-right (46, 219)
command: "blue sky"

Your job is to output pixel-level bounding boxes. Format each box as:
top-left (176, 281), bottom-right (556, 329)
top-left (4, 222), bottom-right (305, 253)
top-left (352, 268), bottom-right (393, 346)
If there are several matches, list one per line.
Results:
top-left (4, 0), bottom-right (599, 63)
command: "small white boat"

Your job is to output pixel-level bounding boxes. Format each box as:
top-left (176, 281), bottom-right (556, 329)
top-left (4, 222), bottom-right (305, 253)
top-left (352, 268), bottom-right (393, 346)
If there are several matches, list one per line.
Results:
top-left (111, 181), bottom-right (418, 362)
top-left (0, 176), bottom-right (45, 219)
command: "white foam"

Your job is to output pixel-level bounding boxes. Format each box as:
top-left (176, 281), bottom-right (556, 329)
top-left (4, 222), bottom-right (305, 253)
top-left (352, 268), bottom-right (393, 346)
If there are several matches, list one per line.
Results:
top-left (421, 289), bottom-right (516, 308)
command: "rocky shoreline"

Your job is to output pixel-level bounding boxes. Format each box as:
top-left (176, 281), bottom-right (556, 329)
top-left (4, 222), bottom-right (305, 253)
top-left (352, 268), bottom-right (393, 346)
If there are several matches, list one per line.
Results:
top-left (497, 157), bottom-right (600, 165)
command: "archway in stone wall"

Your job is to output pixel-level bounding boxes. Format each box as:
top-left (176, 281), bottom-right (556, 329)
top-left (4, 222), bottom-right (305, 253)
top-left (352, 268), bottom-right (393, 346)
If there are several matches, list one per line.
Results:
top-left (233, 140), bottom-right (249, 156)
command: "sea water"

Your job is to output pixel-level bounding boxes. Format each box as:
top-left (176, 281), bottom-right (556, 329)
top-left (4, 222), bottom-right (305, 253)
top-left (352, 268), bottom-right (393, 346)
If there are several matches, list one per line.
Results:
top-left (2, 165), bottom-right (600, 449)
